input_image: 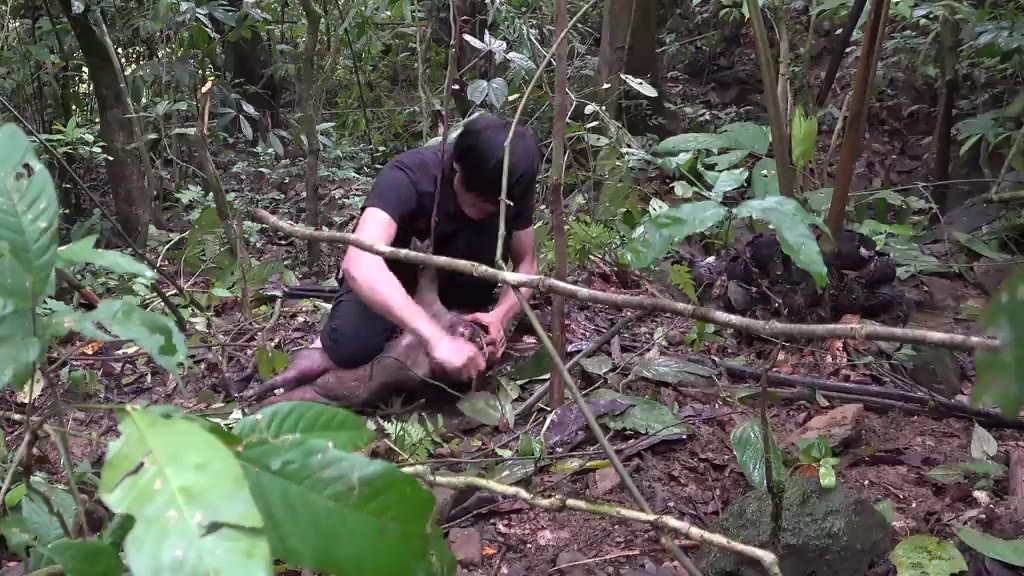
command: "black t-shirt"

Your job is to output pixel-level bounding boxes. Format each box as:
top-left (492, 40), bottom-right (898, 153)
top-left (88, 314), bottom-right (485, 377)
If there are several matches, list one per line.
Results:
top-left (359, 144), bottom-right (534, 311)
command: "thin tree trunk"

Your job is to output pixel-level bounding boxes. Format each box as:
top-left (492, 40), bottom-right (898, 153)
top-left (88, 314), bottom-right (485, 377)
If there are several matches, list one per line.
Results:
top-left (60, 0), bottom-right (154, 245)
top-left (596, 0), bottom-right (631, 120)
top-left (298, 0), bottom-right (322, 270)
top-left (548, 0), bottom-right (569, 409)
top-left (815, 0), bottom-right (868, 108)
top-left (933, 16), bottom-right (959, 214)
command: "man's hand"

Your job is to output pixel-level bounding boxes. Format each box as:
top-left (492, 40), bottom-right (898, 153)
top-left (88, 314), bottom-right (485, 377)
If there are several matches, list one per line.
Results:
top-left (463, 310), bottom-right (508, 363)
top-left (428, 334), bottom-right (486, 381)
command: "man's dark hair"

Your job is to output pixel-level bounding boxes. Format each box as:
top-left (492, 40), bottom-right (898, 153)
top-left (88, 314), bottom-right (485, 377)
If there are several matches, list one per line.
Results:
top-left (452, 113), bottom-right (540, 207)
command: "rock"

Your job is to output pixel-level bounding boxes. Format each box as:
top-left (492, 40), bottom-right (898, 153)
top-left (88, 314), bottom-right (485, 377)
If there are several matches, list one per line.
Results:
top-left (448, 527), bottom-right (483, 568)
top-left (908, 347), bottom-right (962, 398)
top-left (784, 404), bottom-right (865, 450)
top-left (589, 467), bottom-right (622, 497)
top-left (698, 477), bottom-right (894, 576)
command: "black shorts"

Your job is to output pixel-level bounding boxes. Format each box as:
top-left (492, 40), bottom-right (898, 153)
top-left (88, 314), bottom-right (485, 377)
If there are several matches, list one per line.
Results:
top-left (319, 281), bottom-right (494, 369)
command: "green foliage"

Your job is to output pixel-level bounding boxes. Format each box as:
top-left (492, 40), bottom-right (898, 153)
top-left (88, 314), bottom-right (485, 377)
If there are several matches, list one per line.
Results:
top-left (590, 389), bottom-right (691, 437)
top-left (254, 346), bottom-right (289, 381)
top-left (790, 105), bottom-right (818, 170)
top-left (734, 197), bottom-right (829, 289)
top-left (620, 201), bottom-right (729, 269)
top-left (45, 539), bottom-right (126, 576)
top-left (730, 419), bottom-right (788, 490)
top-left (376, 413), bottom-right (447, 462)
top-left (957, 527), bottom-right (1024, 568)
top-left (974, 269), bottom-right (1024, 417)
top-left (890, 535), bottom-right (968, 576)
top-left (57, 236), bottom-right (156, 280)
top-left (794, 436), bottom-right (840, 488)
top-left (668, 264), bottom-right (698, 302)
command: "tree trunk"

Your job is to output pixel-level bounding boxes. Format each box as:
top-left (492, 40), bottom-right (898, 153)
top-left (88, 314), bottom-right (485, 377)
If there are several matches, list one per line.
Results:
top-left (548, 0), bottom-right (569, 409)
top-left (60, 0), bottom-right (153, 246)
top-left (298, 0), bottom-right (322, 270)
top-left (933, 16), bottom-right (959, 215)
top-left (223, 0), bottom-right (284, 129)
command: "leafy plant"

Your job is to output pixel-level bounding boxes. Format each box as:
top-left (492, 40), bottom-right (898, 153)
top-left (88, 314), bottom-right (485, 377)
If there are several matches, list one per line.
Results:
top-left (957, 527), bottom-right (1024, 568)
top-left (793, 436), bottom-right (840, 488)
top-left (926, 423), bottom-right (1006, 488)
top-left (730, 419), bottom-right (788, 490)
top-left (890, 535), bottom-right (968, 576)
top-left (377, 413), bottom-right (447, 462)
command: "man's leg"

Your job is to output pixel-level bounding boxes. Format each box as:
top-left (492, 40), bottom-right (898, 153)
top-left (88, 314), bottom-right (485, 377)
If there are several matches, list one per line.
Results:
top-left (252, 283), bottom-right (397, 397)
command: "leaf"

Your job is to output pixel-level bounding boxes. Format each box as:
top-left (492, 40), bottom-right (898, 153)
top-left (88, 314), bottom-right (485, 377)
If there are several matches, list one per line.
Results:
top-left (970, 423), bottom-right (998, 460)
top-left (600, 395), bottom-right (690, 437)
top-left (0, 124), bottom-right (59, 306)
top-left (23, 482), bottom-right (77, 547)
top-left (506, 51), bottom-right (536, 72)
top-left (926, 464), bottom-right (964, 484)
top-left (956, 459), bottom-right (1007, 478)
top-left (71, 300), bottom-right (187, 376)
top-left (631, 356), bottom-right (714, 385)
top-left (268, 132), bottom-right (285, 157)
top-left (238, 115), bottom-right (254, 141)
top-left (99, 407), bottom-right (271, 576)
top-left (953, 231), bottom-right (1009, 261)
top-left (0, 515), bottom-right (34, 557)
top-left (57, 235), bottom-right (155, 279)
top-left (654, 133), bottom-right (735, 156)
top-left (704, 149), bottom-right (750, 170)
top-left (730, 419), bottom-right (787, 490)
top-left (0, 334), bottom-right (43, 392)
top-left (462, 33), bottom-right (488, 51)
top-left (467, 79), bottom-right (489, 105)
top-left (750, 158), bottom-right (780, 198)
top-left (237, 428), bottom-right (454, 575)
top-left (974, 269), bottom-right (1024, 417)
top-left (486, 78), bottom-right (509, 108)
top-left (620, 73), bottom-right (658, 97)
top-left (253, 347), bottom-right (289, 381)
top-left (579, 354), bottom-right (614, 376)
top-left (4, 482), bottom-right (26, 508)
top-left (490, 459), bottom-right (537, 485)
top-left (457, 391), bottom-right (503, 426)
top-left (890, 535), bottom-right (968, 576)
top-left (669, 264), bottom-right (698, 302)
top-left (875, 499), bottom-right (896, 524)
top-left (46, 539), bottom-right (125, 576)
top-left (234, 402), bottom-right (374, 451)
top-left (720, 122), bottom-right (770, 155)
top-left (805, 187), bottom-right (834, 214)
top-left (790, 105), bottom-right (818, 169)
top-left (735, 197), bottom-right (828, 289)
top-left (956, 527), bottom-right (1024, 568)
top-left (710, 167), bottom-right (749, 197)
top-left (620, 201), bottom-right (728, 269)
top-left (818, 457), bottom-right (839, 488)
top-left (509, 348), bottom-right (551, 381)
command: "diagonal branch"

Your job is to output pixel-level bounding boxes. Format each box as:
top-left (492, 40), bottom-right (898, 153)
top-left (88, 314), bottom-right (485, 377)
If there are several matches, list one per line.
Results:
top-left (252, 209), bottom-right (1001, 352)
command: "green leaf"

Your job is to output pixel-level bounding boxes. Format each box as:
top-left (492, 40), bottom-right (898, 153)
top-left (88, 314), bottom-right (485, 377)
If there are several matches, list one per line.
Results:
top-left (23, 483), bottom-right (77, 547)
top-left (957, 527), bottom-right (1024, 568)
top-left (467, 79), bottom-right (488, 105)
top-left (790, 105), bottom-right (818, 169)
top-left (750, 158), bottom-right (780, 198)
top-left (796, 435), bottom-right (832, 463)
top-left (579, 354), bottom-right (614, 376)
top-left (730, 419), bottom-right (787, 490)
top-left (253, 347), bottom-right (289, 381)
top-left (99, 407), bottom-right (271, 576)
top-left (620, 73), bottom-right (658, 97)
top-left (953, 231), bottom-right (1009, 261)
top-left (974, 269), bottom-right (1024, 417)
top-left (630, 357), bottom-right (715, 386)
top-left (457, 391), bottom-right (503, 426)
top-left (734, 197), bottom-right (828, 289)
top-left (710, 167), bottom-right (749, 198)
top-left (875, 499), bottom-right (896, 524)
top-left (926, 464), bottom-right (965, 484)
top-left (57, 235), bottom-right (155, 279)
top-left (819, 457), bottom-right (839, 488)
top-left (890, 535), bottom-right (968, 576)
top-left (600, 394), bottom-right (690, 437)
top-left (956, 459), bottom-right (1007, 478)
top-left (669, 263), bottom-right (698, 302)
top-left (0, 515), bottom-right (35, 557)
top-left (970, 423), bottom-right (998, 460)
top-left (68, 300), bottom-right (187, 376)
top-left (720, 122), bottom-right (770, 155)
top-left (704, 149), bottom-right (750, 170)
top-left (0, 332), bottom-right (43, 391)
top-left (805, 187), bottom-right (834, 214)
top-left (46, 539), bottom-right (125, 576)
top-left (620, 201), bottom-right (728, 269)
top-left (486, 78), bottom-right (509, 108)
top-left (509, 348), bottom-right (551, 381)
top-left (4, 482), bottom-right (26, 508)
top-left (234, 401), bottom-right (374, 451)
top-left (0, 124), bottom-right (59, 305)
top-left (654, 133), bottom-right (735, 156)
top-left (237, 433), bottom-right (454, 575)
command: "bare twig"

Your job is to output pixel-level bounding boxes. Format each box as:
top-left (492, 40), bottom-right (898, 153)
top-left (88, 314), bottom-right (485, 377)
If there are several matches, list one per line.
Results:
top-left (759, 345), bottom-right (783, 548)
top-left (404, 466), bottom-right (782, 576)
top-left (252, 209), bottom-right (1001, 352)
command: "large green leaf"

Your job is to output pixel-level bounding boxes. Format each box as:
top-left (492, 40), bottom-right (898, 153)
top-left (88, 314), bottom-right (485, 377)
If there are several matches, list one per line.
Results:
top-left (620, 201), bottom-right (728, 269)
top-left (735, 197), bottom-right (828, 289)
top-left (890, 535), bottom-right (968, 576)
top-left (234, 401), bottom-right (374, 452)
top-left (23, 482), bottom-right (77, 548)
top-left (790, 105), bottom-right (818, 169)
top-left (750, 158), bottom-right (780, 198)
top-left (57, 235), bottom-right (156, 280)
top-left (709, 167), bottom-right (749, 199)
top-left (654, 133), bottom-right (736, 156)
top-left (957, 527), bottom-right (1024, 568)
top-left (593, 391), bottom-right (691, 437)
top-left (68, 300), bottom-right (187, 376)
top-left (237, 435), bottom-right (456, 575)
top-left (99, 407), bottom-right (271, 576)
top-left (730, 419), bottom-right (787, 490)
top-left (46, 539), bottom-right (125, 576)
top-left (720, 122), bottom-right (770, 155)
top-left (0, 124), bottom-right (59, 306)
top-left (974, 269), bottom-right (1024, 417)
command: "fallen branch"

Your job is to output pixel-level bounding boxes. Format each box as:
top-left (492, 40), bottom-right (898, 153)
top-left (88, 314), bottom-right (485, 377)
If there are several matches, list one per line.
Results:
top-left (403, 465), bottom-right (781, 576)
top-left (252, 209), bottom-right (1001, 353)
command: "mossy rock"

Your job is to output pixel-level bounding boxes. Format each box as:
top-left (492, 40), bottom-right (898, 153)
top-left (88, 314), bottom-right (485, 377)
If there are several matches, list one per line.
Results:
top-left (698, 477), bottom-right (893, 576)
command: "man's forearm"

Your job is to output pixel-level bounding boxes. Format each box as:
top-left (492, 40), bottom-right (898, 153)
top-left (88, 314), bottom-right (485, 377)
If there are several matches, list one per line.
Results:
top-left (345, 256), bottom-right (446, 343)
top-left (492, 256), bottom-right (537, 323)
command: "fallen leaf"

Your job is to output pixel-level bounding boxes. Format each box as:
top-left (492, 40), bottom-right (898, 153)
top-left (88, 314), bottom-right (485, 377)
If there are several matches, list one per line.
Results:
top-left (78, 341), bottom-right (103, 355)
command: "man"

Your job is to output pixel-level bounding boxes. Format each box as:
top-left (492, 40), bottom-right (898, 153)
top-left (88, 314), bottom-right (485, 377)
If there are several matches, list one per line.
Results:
top-left (266, 113), bottom-right (541, 391)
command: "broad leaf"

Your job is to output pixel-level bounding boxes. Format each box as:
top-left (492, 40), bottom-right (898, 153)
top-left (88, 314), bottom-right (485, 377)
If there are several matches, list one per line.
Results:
top-left (234, 401), bottom-right (374, 451)
top-left (957, 527), bottom-right (1024, 568)
top-left (970, 423), bottom-right (998, 460)
top-left (890, 535), bottom-right (968, 576)
top-left (953, 231), bottom-right (1009, 261)
top-left (730, 419), bottom-right (787, 490)
top-left (0, 332), bottom-right (42, 391)
top-left (704, 149), bottom-right (750, 170)
top-left (67, 300), bottom-right (187, 376)
top-left (620, 201), bottom-right (728, 269)
top-left (506, 51), bottom-right (536, 72)
top-left (620, 73), bottom-right (658, 97)
top-left (467, 79), bottom-right (488, 105)
top-left (790, 105), bottom-right (818, 169)
top-left (579, 354), bottom-right (614, 376)
top-left (237, 435), bottom-right (455, 575)
top-left (23, 482), bottom-right (77, 547)
top-left (974, 269), bottom-right (1024, 417)
top-left (720, 122), bottom-right (770, 155)
top-left (46, 539), bottom-right (125, 576)
top-left (254, 347), bottom-right (288, 381)
top-left (486, 78), bottom-right (509, 108)
top-left (57, 235), bottom-right (155, 279)
top-left (461, 33), bottom-right (487, 51)
top-left (654, 133), bottom-right (735, 156)
top-left (631, 357), bottom-right (714, 386)
top-left (750, 158), bottom-right (780, 198)
top-left (0, 124), bottom-right (59, 306)
top-left (457, 391), bottom-right (503, 426)
top-left (710, 167), bottom-right (749, 198)
top-left (99, 407), bottom-right (271, 576)
top-left (735, 197), bottom-right (828, 289)
top-left (600, 395), bottom-right (690, 437)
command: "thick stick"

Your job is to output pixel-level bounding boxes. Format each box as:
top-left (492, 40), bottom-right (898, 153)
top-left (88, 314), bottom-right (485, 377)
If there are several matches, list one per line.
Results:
top-left (548, 0), bottom-right (570, 408)
top-left (403, 466), bottom-right (781, 576)
top-left (252, 209), bottom-right (1001, 352)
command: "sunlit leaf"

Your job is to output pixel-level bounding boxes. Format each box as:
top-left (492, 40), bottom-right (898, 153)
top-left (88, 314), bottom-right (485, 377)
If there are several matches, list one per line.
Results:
top-left (790, 105), bottom-right (818, 169)
top-left (457, 391), bottom-right (503, 426)
top-left (890, 535), bottom-right (968, 576)
top-left (46, 539), bottom-right (125, 576)
top-left (970, 423), bottom-right (998, 460)
top-left (654, 133), bottom-right (734, 156)
top-left (720, 122), bottom-right (770, 155)
top-left (620, 73), bottom-right (658, 97)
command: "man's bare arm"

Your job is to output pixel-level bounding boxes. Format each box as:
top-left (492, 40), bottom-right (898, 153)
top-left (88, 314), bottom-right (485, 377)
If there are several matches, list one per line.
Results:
top-left (490, 227), bottom-right (538, 324)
